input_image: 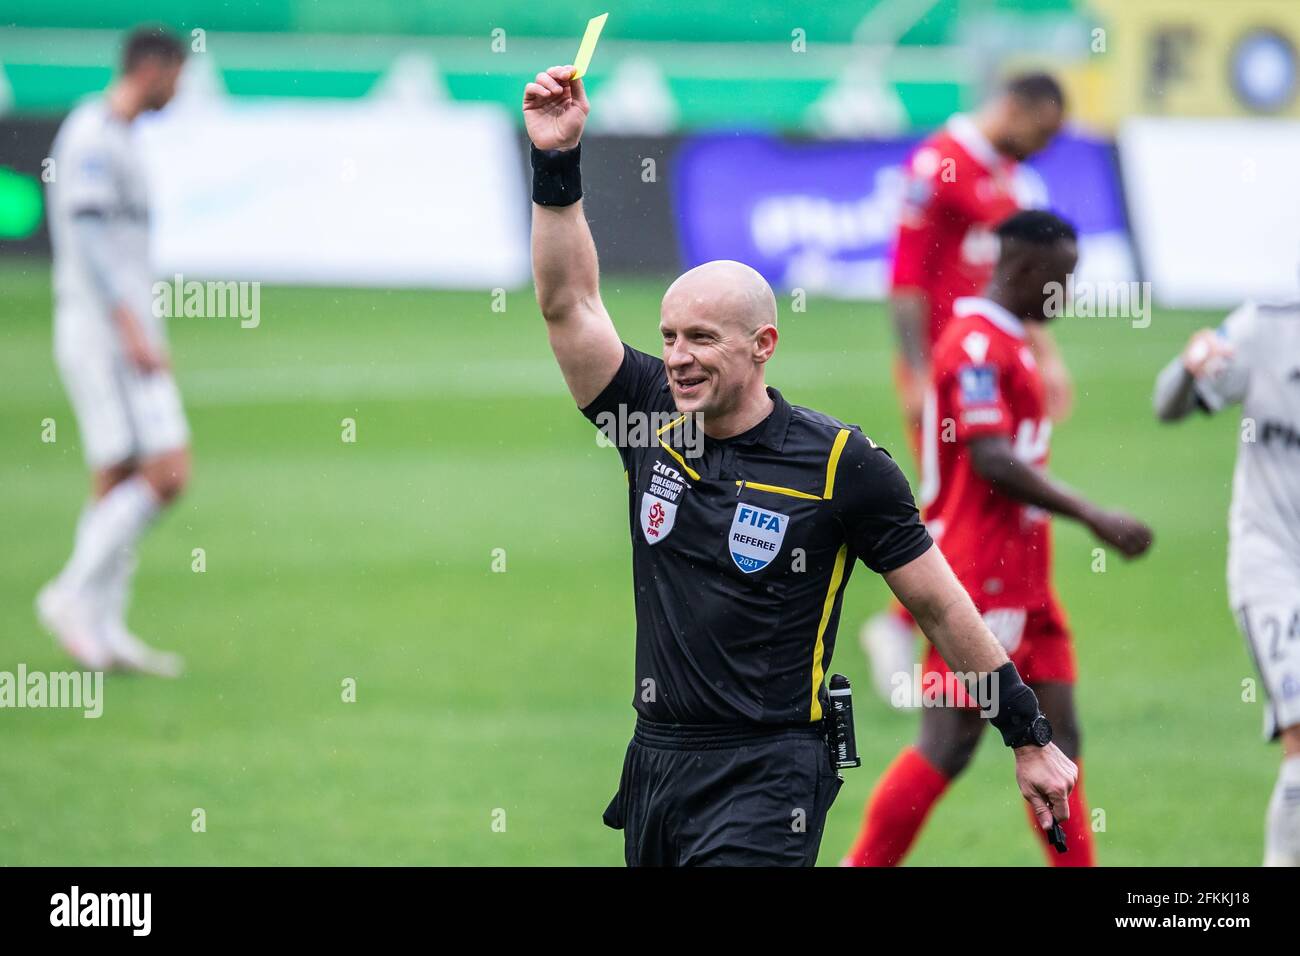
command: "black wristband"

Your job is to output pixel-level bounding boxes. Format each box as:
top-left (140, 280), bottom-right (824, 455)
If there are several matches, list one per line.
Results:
top-left (982, 661), bottom-right (1043, 747)
top-left (531, 143), bottom-right (582, 207)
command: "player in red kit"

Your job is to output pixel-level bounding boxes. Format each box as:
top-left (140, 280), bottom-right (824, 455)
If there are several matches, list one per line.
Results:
top-left (863, 73), bottom-right (1074, 702)
top-left (890, 73), bottom-right (1071, 427)
top-left (842, 211), bottom-right (1153, 867)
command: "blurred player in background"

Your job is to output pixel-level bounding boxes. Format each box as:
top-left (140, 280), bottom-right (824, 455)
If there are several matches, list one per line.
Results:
top-left (843, 211), bottom-right (1153, 867)
top-left (36, 26), bottom-right (189, 677)
top-left (862, 73), bottom-right (1073, 701)
top-left (1154, 304), bottom-right (1300, 866)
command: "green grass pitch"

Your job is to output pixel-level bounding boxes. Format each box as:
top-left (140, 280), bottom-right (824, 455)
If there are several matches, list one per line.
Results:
top-left (0, 261), bottom-right (1273, 865)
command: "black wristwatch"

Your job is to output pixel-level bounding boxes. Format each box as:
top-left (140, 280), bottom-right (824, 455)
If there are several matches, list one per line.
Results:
top-left (1011, 714), bottom-right (1053, 748)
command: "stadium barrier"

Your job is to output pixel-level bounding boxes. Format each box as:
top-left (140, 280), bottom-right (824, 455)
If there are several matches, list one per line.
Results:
top-left (673, 131), bottom-right (1136, 299)
top-left (16, 110), bottom-right (1300, 308)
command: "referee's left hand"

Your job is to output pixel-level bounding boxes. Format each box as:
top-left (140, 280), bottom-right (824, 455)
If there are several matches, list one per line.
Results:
top-left (1014, 742), bottom-right (1077, 830)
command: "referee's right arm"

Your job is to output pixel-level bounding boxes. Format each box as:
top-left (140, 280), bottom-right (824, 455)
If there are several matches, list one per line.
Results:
top-left (525, 64), bottom-right (624, 409)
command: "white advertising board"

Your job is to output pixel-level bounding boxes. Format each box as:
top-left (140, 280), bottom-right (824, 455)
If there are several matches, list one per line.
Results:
top-left (1119, 118), bottom-right (1300, 308)
top-left (137, 100), bottom-right (528, 288)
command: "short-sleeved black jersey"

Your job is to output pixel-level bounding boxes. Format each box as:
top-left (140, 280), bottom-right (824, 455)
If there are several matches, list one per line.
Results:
top-left (582, 344), bottom-right (933, 725)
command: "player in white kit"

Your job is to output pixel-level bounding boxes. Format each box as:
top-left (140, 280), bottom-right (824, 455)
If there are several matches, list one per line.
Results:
top-left (37, 27), bottom-right (189, 677)
top-left (1154, 300), bottom-right (1300, 866)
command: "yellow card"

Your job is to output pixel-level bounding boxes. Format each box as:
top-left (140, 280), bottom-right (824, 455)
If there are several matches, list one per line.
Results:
top-left (571, 13), bottom-right (608, 79)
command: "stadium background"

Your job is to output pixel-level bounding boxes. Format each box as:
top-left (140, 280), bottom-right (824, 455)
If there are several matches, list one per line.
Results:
top-left (1, 0), bottom-right (1298, 864)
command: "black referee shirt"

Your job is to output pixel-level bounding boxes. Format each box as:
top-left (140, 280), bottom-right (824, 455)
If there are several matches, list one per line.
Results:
top-left (582, 344), bottom-right (933, 726)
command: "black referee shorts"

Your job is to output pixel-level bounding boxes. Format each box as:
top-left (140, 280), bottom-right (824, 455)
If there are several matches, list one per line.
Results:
top-left (602, 717), bottom-right (844, 867)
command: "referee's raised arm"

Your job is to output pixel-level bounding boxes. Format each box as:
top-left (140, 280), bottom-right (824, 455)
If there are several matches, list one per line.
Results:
top-left (524, 65), bottom-right (625, 408)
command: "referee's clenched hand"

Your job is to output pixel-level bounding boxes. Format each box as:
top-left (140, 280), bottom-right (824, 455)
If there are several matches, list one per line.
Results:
top-left (1015, 742), bottom-right (1078, 831)
top-left (523, 65), bottom-right (589, 151)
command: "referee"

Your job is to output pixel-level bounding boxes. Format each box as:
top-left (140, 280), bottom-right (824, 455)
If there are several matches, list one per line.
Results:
top-left (524, 64), bottom-right (1077, 866)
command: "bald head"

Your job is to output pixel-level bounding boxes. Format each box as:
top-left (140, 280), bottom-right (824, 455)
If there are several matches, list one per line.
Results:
top-left (658, 259), bottom-right (780, 425)
top-left (662, 260), bottom-right (778, 335)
